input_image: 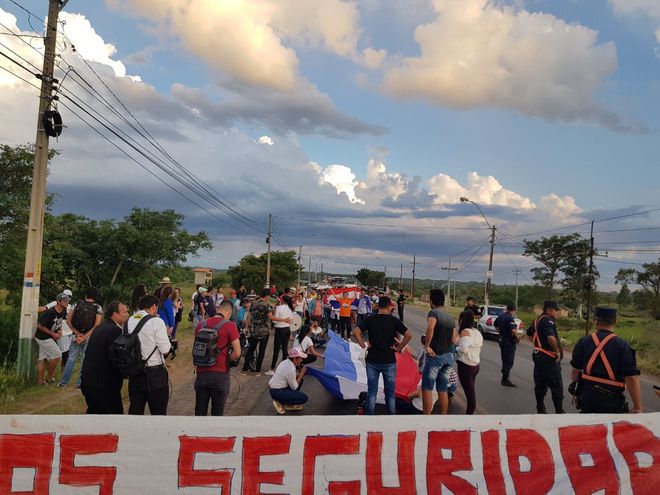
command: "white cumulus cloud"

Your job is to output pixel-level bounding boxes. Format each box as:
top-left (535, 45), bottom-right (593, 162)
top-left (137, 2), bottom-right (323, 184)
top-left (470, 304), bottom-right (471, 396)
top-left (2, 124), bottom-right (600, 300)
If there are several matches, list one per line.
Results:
top-left (314, 163), bottom-right (365, 204)
top-left (382, 0), bottom-right (641, 132)
top-left (257, 136), bottom-right (274, 146)
top-left (610, 0), bottom-right (660, 58)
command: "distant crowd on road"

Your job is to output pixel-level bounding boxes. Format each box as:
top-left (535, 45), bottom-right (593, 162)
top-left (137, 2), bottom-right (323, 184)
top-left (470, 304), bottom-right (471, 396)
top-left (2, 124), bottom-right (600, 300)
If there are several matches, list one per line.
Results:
top-left (33, 277), bottom-right (644, 417)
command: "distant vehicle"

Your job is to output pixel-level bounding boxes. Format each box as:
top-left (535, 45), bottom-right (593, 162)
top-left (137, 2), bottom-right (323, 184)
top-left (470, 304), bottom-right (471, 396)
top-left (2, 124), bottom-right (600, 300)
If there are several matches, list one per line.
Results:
top-left (330, 276), bottom-right (347, 287)
top-left (477, 305), bottom-right (524, 338)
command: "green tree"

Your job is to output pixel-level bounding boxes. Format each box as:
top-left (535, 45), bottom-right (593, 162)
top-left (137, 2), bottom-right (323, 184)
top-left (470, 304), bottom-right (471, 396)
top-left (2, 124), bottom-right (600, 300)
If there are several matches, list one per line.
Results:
top-left (616, 283), bottom-right (631, 307)
top-left (559, 237), bottom-right (598, 310)
top-left (227, 251), bottom-right (298, 292)
top-left (616, 261), bottom-right (660, 319)
top-left (356, 268), bottom-right (385, 287)
top-left (0, 144), bottom-right (58, 304)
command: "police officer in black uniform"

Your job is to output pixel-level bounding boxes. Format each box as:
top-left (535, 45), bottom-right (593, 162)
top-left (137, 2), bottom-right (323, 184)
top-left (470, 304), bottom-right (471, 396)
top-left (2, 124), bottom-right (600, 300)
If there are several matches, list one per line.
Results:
top-left (495, 303), bottom-right (519, 387)
top-left (464, 297), bottom-right (481, 318)
top-left (526, 300), bottom-right (564, 413)
top-left (570, 307), bottom-right (643, 414)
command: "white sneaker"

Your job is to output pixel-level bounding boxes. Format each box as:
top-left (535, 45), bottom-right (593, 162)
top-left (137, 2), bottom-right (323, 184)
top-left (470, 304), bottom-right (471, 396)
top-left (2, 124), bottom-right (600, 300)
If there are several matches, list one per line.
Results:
top-left (272, 400), bottom-right (285, 415)
top-left (265, 370), bottom-right (275, 376)
top-left (284, 404), bottom-right (304, 411)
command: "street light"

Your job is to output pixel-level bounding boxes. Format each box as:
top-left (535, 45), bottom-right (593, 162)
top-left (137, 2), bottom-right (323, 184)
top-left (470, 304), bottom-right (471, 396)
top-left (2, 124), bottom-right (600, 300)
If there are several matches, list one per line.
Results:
top-left (460, 197), bottom-right (496, 305)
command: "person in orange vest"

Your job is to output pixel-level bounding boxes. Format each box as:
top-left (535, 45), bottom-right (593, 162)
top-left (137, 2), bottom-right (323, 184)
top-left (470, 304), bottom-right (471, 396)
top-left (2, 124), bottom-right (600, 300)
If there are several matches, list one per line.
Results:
top-left (569, 307), bottom-right (642, 413)
top-left (526, 300), bottom-right (564, 414)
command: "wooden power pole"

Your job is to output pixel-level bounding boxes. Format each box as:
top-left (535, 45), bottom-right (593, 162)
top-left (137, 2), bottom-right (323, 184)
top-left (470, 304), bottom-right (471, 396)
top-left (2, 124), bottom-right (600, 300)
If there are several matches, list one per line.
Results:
top-left (265, 214), bottom-right (272, 288)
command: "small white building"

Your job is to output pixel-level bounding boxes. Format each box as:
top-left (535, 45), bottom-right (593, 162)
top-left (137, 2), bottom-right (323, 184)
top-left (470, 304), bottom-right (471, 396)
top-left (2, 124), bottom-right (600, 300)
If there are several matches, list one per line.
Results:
top-left (193, 267), bottom-right (212, 287)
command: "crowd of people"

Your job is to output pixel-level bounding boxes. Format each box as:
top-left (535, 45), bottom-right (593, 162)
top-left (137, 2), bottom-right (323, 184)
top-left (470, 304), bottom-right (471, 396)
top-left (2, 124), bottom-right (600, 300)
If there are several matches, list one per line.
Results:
top-left (33, 277), bottom-right (644, 417)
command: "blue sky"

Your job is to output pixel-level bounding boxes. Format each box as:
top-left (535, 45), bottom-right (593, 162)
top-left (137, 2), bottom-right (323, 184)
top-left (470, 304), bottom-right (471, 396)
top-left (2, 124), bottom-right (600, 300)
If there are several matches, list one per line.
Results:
top-left (1, 0), bottom-right (659, 288)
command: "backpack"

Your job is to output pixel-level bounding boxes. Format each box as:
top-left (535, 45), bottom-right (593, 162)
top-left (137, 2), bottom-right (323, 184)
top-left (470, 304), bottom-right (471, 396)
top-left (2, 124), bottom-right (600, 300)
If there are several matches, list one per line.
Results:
top-left (71, 300), bottom-right (98, 332)
top-left (112, 315), bottom-right (156, 378)
top-left (205, 296), bottom-right (217, 318)
top-left (192, 319), bottom-right (231, 367)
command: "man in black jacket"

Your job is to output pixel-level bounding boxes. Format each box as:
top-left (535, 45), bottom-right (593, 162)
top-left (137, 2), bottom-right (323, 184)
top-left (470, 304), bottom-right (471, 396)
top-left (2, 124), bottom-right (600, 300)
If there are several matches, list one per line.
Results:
top-left (80, 302), bottom-right (130, 414)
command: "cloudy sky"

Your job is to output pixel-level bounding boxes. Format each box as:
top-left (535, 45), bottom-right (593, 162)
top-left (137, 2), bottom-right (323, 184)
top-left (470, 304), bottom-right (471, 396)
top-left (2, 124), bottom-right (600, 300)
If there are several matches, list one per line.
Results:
top-left (1, 0), bottom-right (659, 289)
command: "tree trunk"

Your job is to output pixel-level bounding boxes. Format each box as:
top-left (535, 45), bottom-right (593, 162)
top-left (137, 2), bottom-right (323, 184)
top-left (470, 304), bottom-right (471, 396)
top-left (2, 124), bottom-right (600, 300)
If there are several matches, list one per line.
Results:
top-left (110, 259), bottom-right (124, 286)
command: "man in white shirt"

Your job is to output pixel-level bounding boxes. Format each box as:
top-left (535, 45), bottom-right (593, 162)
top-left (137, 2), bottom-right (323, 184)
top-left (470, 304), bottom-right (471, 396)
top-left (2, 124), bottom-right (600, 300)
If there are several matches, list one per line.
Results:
top-left (126, 294), bottom-right (172, 415)
top-left (268, 347), bottom-right (308, 414)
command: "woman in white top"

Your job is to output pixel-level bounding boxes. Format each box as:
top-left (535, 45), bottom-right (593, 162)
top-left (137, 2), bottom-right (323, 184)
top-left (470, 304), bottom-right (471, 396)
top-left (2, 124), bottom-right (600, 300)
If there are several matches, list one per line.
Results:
top-left (455, 310), bottom-right (483, 415)
top-left (269, 347), bottom-right (309, 414)
top-left (293, 293), bottom-right (306, 317)
top-left (294, 324), bottom-right (324, 365)
top-left (268, 295), bottom-right (295, 374)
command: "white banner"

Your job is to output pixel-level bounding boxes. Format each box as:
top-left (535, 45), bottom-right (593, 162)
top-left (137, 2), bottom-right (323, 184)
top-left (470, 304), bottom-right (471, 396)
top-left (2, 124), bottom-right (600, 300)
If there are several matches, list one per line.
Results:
top-left (1, 413), bottom-right (658, 494)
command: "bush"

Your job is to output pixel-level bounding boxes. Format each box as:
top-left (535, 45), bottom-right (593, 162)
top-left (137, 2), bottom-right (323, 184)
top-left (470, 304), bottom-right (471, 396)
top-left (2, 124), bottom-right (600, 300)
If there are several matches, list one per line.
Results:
top-left (0, 307), bottom-right (20, 365)
top-left (0, 364), bottom-right (26, 407)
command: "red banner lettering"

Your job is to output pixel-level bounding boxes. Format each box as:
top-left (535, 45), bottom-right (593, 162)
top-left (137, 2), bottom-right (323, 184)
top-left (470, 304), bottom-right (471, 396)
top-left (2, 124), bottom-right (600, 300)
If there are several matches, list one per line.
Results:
top-left (559, 424), bottom-right (618, 494)
top-left (0, 433), bottom-right (55, 495)
top-left (302, 435), bottom-right (360, 495)
top-left (506, 429), bottom-right (554, 495)
top-left (59, 434), bottom-right (118, 495)
top-left (242, 435), bottom-right (291, 495)
top-left (366, 431), bottom-right (416, 495)
top-left (481, 430), bottom-right (506, 495)
top-left (613, 422), bottom-right (660, 495)
top-left (426, 430), bottom-right (476, 495)
top-left (178, 436), bottom-right (235, 493)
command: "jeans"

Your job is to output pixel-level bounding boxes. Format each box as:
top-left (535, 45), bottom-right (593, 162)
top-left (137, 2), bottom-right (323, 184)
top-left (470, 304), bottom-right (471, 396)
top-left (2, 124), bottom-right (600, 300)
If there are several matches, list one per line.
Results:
top-left (270, 387), bottom-right (308, 405)
top-left (270, 327), bottom-right (291, 370)
top-left (60, 338), bottom-right (88, 386)
top-left (422, 353), bottom-right (455, 392)
top-left (366, 362), bottom-right (396, 415)
top-left (194, 371), bottom-right (230, 416)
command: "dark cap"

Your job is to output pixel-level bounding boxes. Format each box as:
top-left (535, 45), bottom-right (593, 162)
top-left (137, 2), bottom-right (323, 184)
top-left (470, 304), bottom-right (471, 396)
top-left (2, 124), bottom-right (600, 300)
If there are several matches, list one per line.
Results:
top-left (506, 303), bottom-right (516, 311)
top-left (466, 296), bottom-right (475, 301)
top-left (543, 300), bottom-right (560, 311)
top-left (595, 307), bottom-right (617, 321)
top-left (260, 288), bottom-right (271, 297)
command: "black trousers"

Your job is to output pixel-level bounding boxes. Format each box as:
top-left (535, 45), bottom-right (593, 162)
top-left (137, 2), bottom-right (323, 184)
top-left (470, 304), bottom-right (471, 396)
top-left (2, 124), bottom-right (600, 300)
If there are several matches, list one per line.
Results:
top-left (579, 384), bottom-right (627, 413)
top-left (397, 305), bottom-right (404, 322)
top-left (128, 365), bottom-right (169, 415)
top-left (271, 327), bottom-right (291, 370)
top-left (339, 316), bottom-right (352, 340)
top-left (243, 334), bottom-right (269, 372)
top-left (499, 341), bottom-right (517, 380)
top-left (533, 352), bottom-right (564, 413)
top-left (457, 361), bottom-right (479, 415)
top-left (301, 354), bottom-right (317, 366)
top-left (81, 385), bottom-right (123, 414)
top-left (194, 371), bottom-right (230, 416)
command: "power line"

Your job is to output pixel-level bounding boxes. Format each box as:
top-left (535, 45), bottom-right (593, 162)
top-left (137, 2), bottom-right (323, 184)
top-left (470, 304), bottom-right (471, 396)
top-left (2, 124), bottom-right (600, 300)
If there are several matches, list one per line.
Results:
top-left (272, 215), bottom-right (490, 231)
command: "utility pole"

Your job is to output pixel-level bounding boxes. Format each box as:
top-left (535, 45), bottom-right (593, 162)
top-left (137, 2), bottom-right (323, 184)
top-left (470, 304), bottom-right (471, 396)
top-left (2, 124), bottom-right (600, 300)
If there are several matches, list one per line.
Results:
top-left (296, 245), bottom-right (302, 291)
top-left (320, 262), bottom-right (323, 284)
top-left (441, 256), bottom-right (458, 307)
top-left (308, 257), bottom-right (311, 286)
top-left (410, 253), bottom-right (416, 301)
top-left (513, 268), bottom-right (522, 310)
top-left (266, 214), bottom-right (272, 288)
top-left (383, 266), bottom-right (387, 289)
top-left (485, 225), bottom-right (496, 305)
top-left (17, 0), bottom-right (64, 380)
top-left (584, 220), bottom-right (595, 336)
top-left (399, 263), bottom-right (403, 291)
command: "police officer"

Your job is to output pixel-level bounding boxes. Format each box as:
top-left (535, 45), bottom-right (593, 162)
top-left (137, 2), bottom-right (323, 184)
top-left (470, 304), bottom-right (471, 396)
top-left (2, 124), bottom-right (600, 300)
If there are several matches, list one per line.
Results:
top-left (570, 307), bottom-right (643, 414)
top-left (495, 303), bottom-right (519, 387)
top-left (526, 300), bottom-right (564, 413)
top-left (464, 297), bottom-right (481, 318)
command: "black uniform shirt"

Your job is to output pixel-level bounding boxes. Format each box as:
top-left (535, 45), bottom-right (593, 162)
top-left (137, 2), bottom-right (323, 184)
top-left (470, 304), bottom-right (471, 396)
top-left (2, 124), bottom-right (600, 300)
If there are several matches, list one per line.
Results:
top-left (571, 329), bottom-right (640, 391)
top-left (80, 320), bottom-right (124, 391)
top-left (526, 315), bottom-right (558, 352)
top-left (464, 305), bottom-right (481, 317)
top-left (495, 312), bottom-right (518, 343)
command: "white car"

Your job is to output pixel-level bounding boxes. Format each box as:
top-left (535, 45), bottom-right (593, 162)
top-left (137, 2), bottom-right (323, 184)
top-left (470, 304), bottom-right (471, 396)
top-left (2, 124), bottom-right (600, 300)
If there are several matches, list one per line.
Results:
top-left (477, 305), bottom-right (524, 338)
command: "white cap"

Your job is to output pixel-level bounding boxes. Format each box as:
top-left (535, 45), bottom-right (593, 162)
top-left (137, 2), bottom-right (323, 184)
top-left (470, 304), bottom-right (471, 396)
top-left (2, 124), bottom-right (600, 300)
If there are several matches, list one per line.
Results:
top-left (63, 289), bottom-right (73, 297)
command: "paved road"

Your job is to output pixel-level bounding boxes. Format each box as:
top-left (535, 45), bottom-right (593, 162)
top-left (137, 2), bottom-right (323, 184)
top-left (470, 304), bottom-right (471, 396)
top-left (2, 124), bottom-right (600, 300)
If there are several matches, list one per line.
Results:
top-left (249, 305), bottom-right (660, 415)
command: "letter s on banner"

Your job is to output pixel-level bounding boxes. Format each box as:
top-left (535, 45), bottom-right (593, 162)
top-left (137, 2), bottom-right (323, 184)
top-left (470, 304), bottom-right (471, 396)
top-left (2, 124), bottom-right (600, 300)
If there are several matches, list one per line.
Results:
top-left (178, 436), bottom-right (235, 493)
top-left (506, 429), bottom-right (554, 495)
top-left (302, 434), bottom-right (361, 495)
top-left (613, 422), bottom-right (660, 495)
top-left (59, 434), bottom-right (119, 495)
top-left (558, 425), bottom-right (618, 495)
top-left (0, 433), bottom-right (55, 495)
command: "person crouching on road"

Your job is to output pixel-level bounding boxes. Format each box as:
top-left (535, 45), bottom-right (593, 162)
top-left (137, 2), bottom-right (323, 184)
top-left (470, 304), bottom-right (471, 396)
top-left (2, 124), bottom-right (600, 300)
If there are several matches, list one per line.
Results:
top-left (127, 294), bottom-right (172, 415)
top-left (269, 347), bottom-right (309, 414)
top-left (80, 302), bottom-right (130, 414)
top-left (194, 300), bottom-right (242, 416)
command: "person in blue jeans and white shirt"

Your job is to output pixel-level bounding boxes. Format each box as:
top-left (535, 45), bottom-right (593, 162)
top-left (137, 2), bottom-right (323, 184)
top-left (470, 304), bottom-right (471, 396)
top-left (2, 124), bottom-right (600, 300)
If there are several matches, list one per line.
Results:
top-left (423, 289), bottom-right (457, 415)
top-left (353, 296), bottom-right (413, 415)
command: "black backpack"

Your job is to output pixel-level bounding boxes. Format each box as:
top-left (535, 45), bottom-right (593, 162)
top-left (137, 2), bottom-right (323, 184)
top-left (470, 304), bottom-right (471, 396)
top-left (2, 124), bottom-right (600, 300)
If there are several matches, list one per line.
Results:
top-left (71, 300), bottom-right (98, 332)
top-left (192, 319), bottom-right (231, 367)
top-left (112, 315), bottom-right (156, 378)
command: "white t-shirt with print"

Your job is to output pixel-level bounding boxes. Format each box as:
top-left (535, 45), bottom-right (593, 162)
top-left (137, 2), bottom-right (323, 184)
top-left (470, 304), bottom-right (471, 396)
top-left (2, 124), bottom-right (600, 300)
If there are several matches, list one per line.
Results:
top-left (274, 304), bottom-right (294, 328)
top-left (293, 336), bottom-right (313, 353)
